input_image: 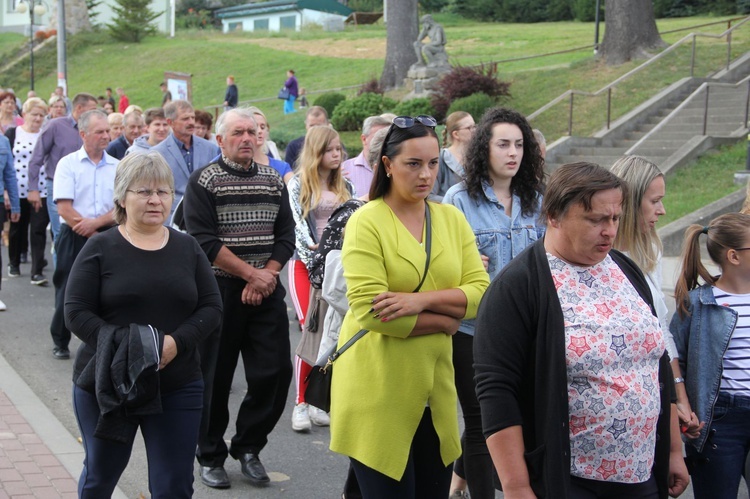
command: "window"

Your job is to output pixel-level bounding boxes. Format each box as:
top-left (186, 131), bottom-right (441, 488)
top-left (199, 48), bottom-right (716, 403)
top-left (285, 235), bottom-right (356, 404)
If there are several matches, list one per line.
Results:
top-left (8, 0), bottom-right (21, 14)
top-left (253, 18), bottom-right (269, 30)
top-left (280, 15), bottom-right (296, 30)
top-left (228, 21), bottom-right (242, 32)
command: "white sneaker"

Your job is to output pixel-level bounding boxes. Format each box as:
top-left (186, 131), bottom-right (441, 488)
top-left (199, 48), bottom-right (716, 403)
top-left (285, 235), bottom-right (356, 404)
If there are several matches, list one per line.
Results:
top-left (308, 405), bottom-right (330, 426)
top-left (0, 299), bottom-right (5, 311)
top-left (292, 403), bottom-right (311, 432)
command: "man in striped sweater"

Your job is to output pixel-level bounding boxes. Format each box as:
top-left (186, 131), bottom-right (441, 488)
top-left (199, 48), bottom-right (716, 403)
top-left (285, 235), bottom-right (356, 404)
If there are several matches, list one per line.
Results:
top-left (184, 107), bottom-right (295, 490)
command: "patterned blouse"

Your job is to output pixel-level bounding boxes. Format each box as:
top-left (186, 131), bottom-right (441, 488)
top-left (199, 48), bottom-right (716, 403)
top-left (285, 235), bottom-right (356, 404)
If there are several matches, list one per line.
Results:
top-left (548, 253), bottom-right (664, 484)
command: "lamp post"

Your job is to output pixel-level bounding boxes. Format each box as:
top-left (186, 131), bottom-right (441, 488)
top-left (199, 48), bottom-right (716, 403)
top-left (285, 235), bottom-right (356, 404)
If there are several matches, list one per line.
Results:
top-left (15, 0), bottom-right (47, 91)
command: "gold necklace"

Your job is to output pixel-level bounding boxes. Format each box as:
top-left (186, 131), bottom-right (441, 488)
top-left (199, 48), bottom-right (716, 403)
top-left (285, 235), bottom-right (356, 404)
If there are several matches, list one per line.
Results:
top-left (124, 225), bottom-right (168, 250)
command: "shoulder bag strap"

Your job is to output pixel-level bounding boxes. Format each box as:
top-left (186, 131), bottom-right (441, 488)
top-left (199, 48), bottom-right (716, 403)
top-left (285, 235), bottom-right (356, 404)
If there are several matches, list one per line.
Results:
top-left (326, 202), bottom-right (434, 365)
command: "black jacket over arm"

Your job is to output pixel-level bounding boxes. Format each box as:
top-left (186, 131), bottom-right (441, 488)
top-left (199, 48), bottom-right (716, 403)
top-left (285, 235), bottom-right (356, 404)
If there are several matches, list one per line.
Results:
top-left (474, 239), bottom-right (674, 499)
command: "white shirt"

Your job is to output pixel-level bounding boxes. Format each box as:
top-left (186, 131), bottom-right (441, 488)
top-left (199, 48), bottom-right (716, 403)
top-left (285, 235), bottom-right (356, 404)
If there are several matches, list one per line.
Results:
top-left (53, 147), bottom-right (117, 223)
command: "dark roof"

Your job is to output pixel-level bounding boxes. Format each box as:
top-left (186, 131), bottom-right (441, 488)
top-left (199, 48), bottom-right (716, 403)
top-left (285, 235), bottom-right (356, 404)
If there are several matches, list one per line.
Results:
top-left (217, 0), bottom-right (352, 19)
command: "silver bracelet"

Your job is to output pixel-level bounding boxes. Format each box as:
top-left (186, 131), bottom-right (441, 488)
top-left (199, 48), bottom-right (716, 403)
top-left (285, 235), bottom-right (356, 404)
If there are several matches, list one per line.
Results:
top-left (674, 377), bottom-right (685, 384)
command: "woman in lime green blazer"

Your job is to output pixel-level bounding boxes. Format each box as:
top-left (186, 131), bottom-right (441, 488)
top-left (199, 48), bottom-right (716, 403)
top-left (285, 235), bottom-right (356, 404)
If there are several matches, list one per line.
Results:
top-left (329, 116), bottom-right (490, 497)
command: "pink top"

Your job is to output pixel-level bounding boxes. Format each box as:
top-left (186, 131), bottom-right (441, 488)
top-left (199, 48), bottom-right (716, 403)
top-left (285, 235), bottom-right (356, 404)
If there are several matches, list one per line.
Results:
top-left (313, 190), bottom-right (338, 240)
top-left (1, 116), bottom-right (24, 133)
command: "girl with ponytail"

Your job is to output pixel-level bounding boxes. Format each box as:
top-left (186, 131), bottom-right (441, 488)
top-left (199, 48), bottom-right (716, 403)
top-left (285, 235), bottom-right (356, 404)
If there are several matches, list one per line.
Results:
top-left (670, 212), bottom-right (750, 498)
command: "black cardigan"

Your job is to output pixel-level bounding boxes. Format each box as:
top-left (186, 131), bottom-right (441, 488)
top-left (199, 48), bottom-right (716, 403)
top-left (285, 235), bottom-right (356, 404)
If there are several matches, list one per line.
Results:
top-left (474, 239), bottom-right (673, 499)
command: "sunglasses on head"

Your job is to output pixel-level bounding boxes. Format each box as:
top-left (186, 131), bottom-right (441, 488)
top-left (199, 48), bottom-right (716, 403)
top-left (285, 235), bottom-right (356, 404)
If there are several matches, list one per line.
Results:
top-left (391, 115), bottom-right (438, 129)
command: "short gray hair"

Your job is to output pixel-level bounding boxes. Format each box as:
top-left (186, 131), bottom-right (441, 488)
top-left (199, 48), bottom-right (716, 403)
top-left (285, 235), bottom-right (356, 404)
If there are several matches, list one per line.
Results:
top-left (362, 115), bottom-right (391, 137)
top-left (79, 109), bottom-right (108, 133)
top-left (366, 127), bottom-right (389, 172)
top-left (112, 152), bottom-right (175, 225)
top-left (164, 100), bottom-right (193, 120)
top-left (123, 111), bottom-right (144, 126)
top-left (215, 107), bottom-right (257, 138)
top-left (532, 129), bottom-right (546, 148)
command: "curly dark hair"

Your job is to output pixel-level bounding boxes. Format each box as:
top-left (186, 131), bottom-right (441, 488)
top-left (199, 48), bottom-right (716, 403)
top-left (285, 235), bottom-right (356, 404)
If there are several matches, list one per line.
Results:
top-left (463, 107), bottom-right (545, 217)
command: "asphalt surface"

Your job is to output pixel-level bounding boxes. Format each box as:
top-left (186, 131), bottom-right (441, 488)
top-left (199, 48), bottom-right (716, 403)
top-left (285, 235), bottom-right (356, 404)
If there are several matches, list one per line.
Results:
top-left (0, 242), bottom-right (351, 498)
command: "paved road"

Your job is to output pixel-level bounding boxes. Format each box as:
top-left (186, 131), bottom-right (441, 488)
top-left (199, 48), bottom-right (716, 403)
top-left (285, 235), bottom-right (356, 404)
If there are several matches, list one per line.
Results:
top-left (0, 244), bottom-right (351, 498)
top-left (1, 244), bottom-right (749, 498)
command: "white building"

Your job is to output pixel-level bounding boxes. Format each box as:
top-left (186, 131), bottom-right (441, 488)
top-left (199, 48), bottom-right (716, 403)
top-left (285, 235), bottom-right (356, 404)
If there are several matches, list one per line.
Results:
top-left (0, 0), bottom-right (171, 35)
top-left (216, 0), bottom-right (352, 33)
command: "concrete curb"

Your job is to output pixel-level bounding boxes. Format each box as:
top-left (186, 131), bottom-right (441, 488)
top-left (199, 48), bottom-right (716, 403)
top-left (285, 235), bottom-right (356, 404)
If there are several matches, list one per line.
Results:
top-left (658, 187), bottom-right (746, 256)
top-left (0, 349), bottom-right (128, 499)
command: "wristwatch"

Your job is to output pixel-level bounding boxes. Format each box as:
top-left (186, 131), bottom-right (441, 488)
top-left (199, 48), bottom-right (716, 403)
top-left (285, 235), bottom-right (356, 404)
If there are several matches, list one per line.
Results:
top-left (674, 377), bottom-right (685, 384)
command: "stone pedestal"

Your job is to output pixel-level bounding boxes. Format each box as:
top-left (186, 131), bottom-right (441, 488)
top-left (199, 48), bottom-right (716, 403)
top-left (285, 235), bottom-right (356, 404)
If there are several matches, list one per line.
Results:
top-left (402, 63), bottom-right (451, 101)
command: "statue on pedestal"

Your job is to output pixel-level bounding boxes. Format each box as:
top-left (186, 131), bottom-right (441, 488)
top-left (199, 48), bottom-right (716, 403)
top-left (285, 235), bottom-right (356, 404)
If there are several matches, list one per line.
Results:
top-left (412, 15), bottom-right (448, 68)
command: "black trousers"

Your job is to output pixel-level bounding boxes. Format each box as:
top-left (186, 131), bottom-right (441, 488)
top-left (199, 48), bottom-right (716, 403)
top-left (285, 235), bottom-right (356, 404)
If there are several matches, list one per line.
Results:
top-left (51, 224), bottom-right (89, 349)
top-left (9, 198), bottom-right (49, 274)
top-left (452, 332), bottom-right (495, 498)
top-left (350, 407), bottom-right (452, 499)
top-left (196, 278), bottom-right (293, 467)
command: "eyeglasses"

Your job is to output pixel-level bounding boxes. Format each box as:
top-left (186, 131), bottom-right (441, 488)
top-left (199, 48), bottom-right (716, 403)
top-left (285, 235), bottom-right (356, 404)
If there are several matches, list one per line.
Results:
top-left (734, 248), bottom-right (750, 251)
top-left (127, 188), bottom-right (173, 200)
top-left (456, 124), bottom-right (477, 131)
top-left (392, 115), bottom-right (438, 129)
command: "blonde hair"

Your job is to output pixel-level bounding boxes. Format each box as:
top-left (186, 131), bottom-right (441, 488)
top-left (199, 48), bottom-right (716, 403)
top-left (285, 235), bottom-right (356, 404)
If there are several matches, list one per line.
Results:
top-left (442, 111), bottom-right (471, 147)
top-left (610, 156), bottom-right (664, 274)
top-left (22, 97), bottom-right (47, 115)
top-left (246, 106), bottom-right (270, 154)
top-left (297, 126), bottom-right (351, 218)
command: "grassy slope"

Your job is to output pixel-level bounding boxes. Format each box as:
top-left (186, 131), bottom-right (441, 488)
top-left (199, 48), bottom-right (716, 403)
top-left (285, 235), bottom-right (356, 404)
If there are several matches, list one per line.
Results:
top-left (662, 140), bottom-right (746, 224)
top-left (1, 14), bottom-right (747, 216)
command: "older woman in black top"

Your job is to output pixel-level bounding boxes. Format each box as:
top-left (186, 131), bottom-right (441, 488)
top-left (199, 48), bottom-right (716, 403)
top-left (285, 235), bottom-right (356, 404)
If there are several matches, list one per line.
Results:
top-left (65, 152), bottom-right (222, 498)
top-left (474, 163), bottom-right (689, 499)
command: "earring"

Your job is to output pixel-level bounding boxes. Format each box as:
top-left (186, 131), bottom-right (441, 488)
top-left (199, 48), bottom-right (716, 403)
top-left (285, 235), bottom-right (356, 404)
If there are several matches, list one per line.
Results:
top-left (386, 172), bottom-right (391, 178)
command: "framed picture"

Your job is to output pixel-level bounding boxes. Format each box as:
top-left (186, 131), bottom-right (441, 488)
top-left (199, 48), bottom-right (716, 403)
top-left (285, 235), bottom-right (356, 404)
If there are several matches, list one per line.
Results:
top-left (164, 71), bottom-right (192, 103)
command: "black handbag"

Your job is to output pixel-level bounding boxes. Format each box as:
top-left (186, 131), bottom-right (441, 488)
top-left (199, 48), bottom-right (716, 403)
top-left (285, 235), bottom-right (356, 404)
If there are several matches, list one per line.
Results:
top-left (305, 204), bottom-right (433, 412)
top-left (278, 87), bottom-right (290, 100)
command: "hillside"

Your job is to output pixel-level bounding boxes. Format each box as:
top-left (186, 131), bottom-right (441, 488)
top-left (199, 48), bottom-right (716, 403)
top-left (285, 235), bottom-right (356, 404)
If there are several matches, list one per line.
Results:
top-left (1, 13), bottom-right (748, 143)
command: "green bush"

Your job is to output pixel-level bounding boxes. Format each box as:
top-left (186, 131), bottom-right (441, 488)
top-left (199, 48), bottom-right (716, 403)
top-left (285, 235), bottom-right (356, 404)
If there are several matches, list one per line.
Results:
top-left (446, 93), bottom-right (497, 122)
top-left (331, 92), bottom-right (396, 132)
top-left (313, 92), bottom-right (346, 118)
top-left (392, 98), bottom-right (436, 118)
top-left (269, 112), bottom-right (306, 152)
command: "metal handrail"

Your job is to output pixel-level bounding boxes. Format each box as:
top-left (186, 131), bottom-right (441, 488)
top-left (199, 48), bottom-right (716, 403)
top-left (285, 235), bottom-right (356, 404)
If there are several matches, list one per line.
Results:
top-left (527, 15), bottom-right (750, 135)
top-left (624, 75), bottom-right (750, 155)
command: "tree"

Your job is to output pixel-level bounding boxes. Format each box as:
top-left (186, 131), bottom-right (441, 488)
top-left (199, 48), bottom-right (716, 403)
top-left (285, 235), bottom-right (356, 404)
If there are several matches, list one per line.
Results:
top-left (599, 0), bottom-right (667, 65)
top-left (108, 0), bottom-right (161, 42)
top-left (380, 0), bottom-right (418, 90)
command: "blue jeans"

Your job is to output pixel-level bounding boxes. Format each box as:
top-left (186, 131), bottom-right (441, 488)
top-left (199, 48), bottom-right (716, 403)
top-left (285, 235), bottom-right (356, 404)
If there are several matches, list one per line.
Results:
top-left (284, 95), bottom-right (296, 114)
top-left (73, 379), bottom-right (204, 499)
top-left (45, 177), bottom-right (60, 267)
top-left (686, 391), bottom-right (750, 499)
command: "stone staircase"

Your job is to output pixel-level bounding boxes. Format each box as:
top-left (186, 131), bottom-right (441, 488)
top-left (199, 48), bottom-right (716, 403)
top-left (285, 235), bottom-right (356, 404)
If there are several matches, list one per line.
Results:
top-left (544, 54), bottom-right (750, 174)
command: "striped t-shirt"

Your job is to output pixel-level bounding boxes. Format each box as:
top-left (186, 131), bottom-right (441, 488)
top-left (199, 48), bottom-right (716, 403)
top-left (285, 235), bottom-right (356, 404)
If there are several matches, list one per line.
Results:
top-left (713, 287), bottom-right (750, 396)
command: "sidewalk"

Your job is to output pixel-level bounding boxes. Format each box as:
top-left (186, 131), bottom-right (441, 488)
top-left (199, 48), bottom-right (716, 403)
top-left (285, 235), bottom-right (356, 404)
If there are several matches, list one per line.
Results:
top-left (0, 349), bottom-right (127, 499)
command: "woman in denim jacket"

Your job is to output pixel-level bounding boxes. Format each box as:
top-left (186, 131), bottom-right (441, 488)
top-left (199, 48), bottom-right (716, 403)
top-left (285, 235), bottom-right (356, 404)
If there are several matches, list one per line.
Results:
top-left (670, 212), bottom-right (750, 499)
top-left (443, 107), bottom-right (545, 499)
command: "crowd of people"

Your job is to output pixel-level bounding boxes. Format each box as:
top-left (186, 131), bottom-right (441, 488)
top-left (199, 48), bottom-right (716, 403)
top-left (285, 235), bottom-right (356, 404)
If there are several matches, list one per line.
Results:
top-left (0, 83), bottom-right (749, 499)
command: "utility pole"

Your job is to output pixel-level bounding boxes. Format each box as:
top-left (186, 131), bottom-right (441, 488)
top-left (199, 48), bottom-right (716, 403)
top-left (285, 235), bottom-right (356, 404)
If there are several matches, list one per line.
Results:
top-left (56, 0), bottom-right (67, 93)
